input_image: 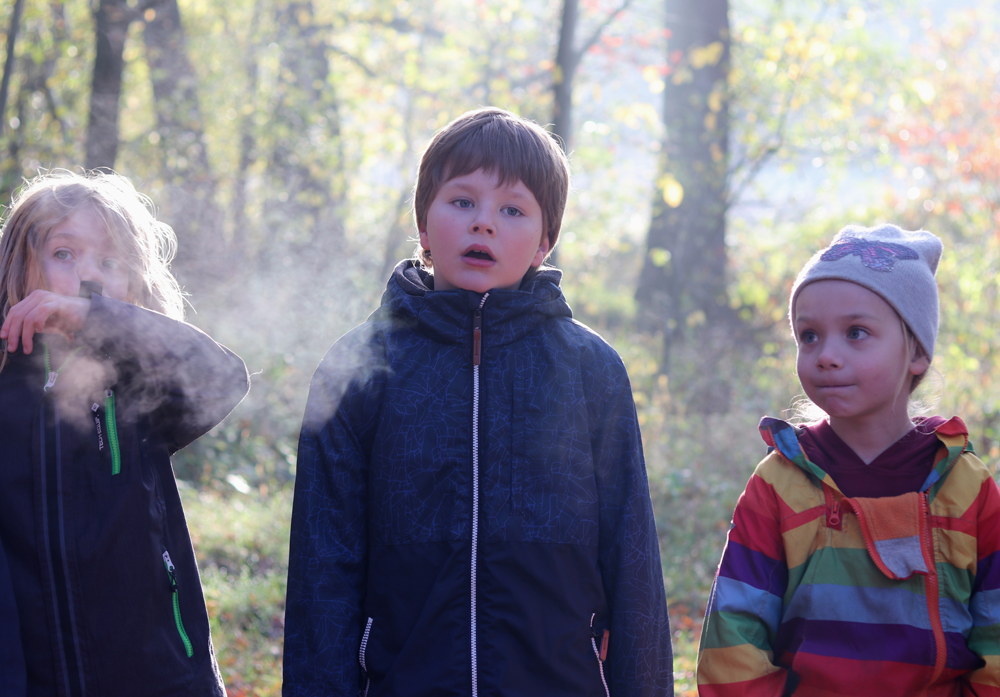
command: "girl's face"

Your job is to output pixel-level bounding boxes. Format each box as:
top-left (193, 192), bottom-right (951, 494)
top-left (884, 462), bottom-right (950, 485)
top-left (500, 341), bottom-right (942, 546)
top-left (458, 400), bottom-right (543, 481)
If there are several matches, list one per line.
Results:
top-left (793, 279), bottom-right (929, 431)
top-left (37, 206), bottom-right (130, 302)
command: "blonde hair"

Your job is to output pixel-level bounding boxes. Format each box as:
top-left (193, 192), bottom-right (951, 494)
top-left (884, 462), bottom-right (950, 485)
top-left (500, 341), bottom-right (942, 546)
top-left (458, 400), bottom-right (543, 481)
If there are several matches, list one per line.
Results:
top-left (0, 170), bottom-right (184, 324)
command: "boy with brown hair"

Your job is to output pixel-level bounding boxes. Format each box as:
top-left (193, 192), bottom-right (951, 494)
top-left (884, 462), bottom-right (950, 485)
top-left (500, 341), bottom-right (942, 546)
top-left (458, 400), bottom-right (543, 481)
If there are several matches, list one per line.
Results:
top-left (283, 107), bottom-right (672, 696)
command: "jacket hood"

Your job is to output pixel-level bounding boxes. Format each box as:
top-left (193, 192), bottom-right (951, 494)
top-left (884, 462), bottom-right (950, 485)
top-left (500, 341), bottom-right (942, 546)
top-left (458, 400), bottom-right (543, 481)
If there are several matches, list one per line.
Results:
top-left (758, 415), bottom-right (971, 497)
top-left (376, 259), bottom-right (573, 346)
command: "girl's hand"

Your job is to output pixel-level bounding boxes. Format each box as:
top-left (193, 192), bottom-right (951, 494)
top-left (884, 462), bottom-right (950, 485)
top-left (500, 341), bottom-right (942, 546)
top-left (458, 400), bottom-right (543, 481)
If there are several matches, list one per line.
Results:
top-left (1, 290), bottom-right (90, 354)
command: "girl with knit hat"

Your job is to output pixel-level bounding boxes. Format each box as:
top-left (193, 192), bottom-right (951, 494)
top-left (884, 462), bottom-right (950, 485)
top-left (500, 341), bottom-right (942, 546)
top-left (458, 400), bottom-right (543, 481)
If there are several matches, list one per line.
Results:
top-left (697, 224), bottom-right (1000, 696)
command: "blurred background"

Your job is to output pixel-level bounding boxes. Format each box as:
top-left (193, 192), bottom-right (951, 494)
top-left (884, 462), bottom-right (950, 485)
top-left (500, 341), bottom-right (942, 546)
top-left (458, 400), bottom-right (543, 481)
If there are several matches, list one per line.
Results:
top-left (2, 0), bottom-right (999, 693)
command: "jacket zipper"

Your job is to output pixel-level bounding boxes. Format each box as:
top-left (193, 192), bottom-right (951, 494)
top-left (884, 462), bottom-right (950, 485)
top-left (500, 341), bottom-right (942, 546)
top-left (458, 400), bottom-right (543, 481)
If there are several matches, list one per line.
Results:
top-left (359, 616), bottom-right (373, 697)
top-left (470, 293), bottom-right (488, 697)
top-left (104, 390), bottom-right (121, 475)
top-left (162, 551), bottom-right (194, 657)
top-left (40, 399), bottom-right (86, 697)
top-left (922, 492), bottom-right (947, 682)
top-left (590, 613), bottom-right (610, 697)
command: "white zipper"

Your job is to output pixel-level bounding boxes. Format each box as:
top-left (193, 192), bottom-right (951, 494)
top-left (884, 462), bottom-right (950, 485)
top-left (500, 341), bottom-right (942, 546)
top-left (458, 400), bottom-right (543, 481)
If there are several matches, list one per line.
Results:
top-left (471, 293), bottom-right (488, 697)
top-left (359, 616), bottom-right (373, 697)
top-left (590, 613), bottom-right (610, 697)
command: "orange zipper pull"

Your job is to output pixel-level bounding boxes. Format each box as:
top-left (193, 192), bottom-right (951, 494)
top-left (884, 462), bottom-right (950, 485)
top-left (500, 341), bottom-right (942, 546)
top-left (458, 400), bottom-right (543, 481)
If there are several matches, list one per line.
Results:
top-left (473, 310), bottom-right (482, 366)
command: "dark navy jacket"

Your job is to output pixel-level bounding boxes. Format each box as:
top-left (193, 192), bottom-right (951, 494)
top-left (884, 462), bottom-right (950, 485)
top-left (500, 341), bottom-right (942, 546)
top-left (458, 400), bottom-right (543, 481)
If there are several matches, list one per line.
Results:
top-left (284, 262), bottom-right (672, 696)
top-left (0, 536), bottom-right (25, 697)
top-left (0, 295), bottom-right (249, 697)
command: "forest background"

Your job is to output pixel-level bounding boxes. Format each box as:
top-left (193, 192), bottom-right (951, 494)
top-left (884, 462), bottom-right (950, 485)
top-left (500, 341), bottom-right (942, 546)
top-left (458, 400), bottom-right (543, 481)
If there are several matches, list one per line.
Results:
top-left (2, 0), bottom-right (1000, 693)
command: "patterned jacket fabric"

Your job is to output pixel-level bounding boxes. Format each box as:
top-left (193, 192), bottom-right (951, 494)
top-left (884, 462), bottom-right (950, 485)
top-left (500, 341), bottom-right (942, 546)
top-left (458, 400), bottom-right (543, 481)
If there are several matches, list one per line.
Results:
top-left (0, 295), bottom-right (248, 697)
top-left (698, 416), bottom-right (1000, 697)
top-left (283, 260), bottom-right (672, 697)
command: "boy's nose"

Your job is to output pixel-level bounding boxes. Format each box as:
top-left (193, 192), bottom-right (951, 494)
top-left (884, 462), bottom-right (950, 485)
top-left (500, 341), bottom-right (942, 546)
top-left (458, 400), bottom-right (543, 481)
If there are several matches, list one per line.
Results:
top-left (471, 211), bottom-right (496, 235)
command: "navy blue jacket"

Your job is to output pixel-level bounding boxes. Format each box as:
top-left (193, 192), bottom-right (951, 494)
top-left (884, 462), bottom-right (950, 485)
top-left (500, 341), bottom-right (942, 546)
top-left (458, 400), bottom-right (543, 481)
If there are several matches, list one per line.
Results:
top-left (284, 262), bottom-right (672, 696)
top-left (0, 536), bottom-right (25, 697)
top-left (0, 295), bottom-right (249, 697)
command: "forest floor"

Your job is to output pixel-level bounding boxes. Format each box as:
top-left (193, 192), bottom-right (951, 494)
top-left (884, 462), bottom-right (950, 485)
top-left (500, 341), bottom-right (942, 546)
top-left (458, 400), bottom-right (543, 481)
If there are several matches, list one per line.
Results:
top-left (184, 486), bottom-right (704, 696)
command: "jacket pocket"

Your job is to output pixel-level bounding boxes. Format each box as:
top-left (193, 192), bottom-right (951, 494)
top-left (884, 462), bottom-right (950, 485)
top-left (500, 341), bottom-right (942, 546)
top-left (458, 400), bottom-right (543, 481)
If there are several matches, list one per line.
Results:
top-left (590, 613), bottom-right (610, 697)
top-left (359, 617), bottom-right (373, 697)
top-left (162, 551), bottom-right (194, 658)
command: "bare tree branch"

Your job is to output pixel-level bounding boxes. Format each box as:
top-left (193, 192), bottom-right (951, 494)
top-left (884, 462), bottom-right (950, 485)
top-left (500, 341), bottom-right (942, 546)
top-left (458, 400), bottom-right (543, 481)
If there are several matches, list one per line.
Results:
top-left (575, 0), bottom-right (635, 61)
top-left (329, 45), bottom-right (377, 78)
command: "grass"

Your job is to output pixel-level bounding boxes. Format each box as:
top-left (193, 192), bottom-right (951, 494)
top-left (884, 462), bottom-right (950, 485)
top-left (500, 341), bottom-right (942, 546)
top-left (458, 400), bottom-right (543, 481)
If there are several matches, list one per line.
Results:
top-left (181, 485), bottom-right (291, 697)
top-left (181, 483), bottom-right (711, 695)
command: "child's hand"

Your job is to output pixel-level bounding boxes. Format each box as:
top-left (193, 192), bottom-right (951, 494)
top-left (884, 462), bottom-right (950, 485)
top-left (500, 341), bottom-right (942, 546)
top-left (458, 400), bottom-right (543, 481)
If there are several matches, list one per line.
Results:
top-left (1, 290), bottom-right (90, 354)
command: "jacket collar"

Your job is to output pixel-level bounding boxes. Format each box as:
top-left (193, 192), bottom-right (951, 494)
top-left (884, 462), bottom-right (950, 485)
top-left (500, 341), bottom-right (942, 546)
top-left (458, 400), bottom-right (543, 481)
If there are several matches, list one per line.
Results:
top-left (375, 260), bottom-right (573, 346)
top-left (758, 415), bottom-right (970, 497)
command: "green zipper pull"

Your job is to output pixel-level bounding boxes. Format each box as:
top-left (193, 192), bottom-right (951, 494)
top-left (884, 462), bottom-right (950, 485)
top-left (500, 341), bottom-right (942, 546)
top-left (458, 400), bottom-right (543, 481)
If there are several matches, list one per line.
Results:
top-left (104, 390), bottom-right (121, 475)
top-left (162, 551), bottom-right (194, 658)
top-left (42, 344), bottom-right (82, 392)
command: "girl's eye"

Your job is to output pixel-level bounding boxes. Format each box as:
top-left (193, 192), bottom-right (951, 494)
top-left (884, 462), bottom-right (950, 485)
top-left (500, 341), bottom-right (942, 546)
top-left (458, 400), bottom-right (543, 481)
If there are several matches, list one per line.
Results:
top-left (54, 250), bottom-right (71, 260)
top-left (103, 258), bottom-right (122, 271)
top-left (503, 206), bottom-right (523, 217)
top-left (847, 326), bottom-right (869, 340)
top-left (798, 330), bottom-right (818, 344)
top-left (452, 199), bottom-right (473, 209)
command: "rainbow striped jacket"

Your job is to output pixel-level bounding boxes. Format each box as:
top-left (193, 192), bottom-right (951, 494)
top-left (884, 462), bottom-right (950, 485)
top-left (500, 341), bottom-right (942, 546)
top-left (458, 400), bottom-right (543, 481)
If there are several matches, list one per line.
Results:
top-left (698, 416), bottom-right (1000, 697)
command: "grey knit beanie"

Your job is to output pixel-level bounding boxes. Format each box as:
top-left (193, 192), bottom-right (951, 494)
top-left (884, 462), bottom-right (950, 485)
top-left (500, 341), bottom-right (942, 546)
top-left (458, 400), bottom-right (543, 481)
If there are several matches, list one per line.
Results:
top-left (789, 224), bottom-right (942, 359)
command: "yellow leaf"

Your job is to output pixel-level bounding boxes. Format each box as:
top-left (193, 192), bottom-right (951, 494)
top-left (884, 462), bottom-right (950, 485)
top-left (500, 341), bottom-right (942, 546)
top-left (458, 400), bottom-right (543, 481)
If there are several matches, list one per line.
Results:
top-left (672, 67), bottom-right (693, 85)
top-left (689, 42), bottom-right (724, 70)
top-left (650, 247), bottom-right (671, 267)
top-left (913, 79), bottom-right (935, 104)
top-left (660, 174), bottom-right (684, 208)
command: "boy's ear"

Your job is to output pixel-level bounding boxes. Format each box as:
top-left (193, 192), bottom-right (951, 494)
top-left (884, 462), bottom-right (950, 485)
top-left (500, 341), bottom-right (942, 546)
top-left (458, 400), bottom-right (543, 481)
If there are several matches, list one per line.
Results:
top-left (531, 234), bottom-right (551, 268)
top-left (418, 229), bottom-right (431, 251)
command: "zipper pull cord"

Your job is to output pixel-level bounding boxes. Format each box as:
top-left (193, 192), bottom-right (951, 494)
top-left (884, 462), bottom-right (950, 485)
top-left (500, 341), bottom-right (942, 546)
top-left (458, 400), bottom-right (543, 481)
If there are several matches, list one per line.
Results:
top-left (42, 343), bottom-right (83, 392)
top-left (473, 293), bottom-right (488, 366)
top-left (105, 390), bottom-right (121, 475)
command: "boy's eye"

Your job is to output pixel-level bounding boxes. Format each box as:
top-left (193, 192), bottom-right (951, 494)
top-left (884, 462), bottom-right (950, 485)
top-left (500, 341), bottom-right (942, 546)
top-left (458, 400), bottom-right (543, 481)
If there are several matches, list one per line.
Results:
top-left (452, 199), bottom-right (473, 209)
top-left (798, 329), bottom-right (818, 344)
top-left (502, 206), bottom-right (523, 217)
top-left (847, 326), bottom-right (869, 340)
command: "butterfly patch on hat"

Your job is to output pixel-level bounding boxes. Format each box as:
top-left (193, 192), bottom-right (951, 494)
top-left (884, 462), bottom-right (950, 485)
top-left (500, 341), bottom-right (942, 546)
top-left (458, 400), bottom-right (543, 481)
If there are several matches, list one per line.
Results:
top-left (820, 235), bottom-right (919, 272)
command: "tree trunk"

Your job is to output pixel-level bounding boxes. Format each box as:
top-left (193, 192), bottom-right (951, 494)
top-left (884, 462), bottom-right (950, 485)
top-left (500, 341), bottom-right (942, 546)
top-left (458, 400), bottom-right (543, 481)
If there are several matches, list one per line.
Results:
top-left (552, 0), bottom-right (578, 153)
top-left (142, 0), bottom-right (224, 290)
top-left (230, 0), bottom-right (264, 263)
top-left (85, 0), bottom-right (133, 170)
top-left (0, 0), bottom-right (26, 141)
top-left (262, 0), bottom-right (344, 272)
top-left (548, 0), bottom-right (579, 268)
top-left (636, 0), bottom-right (731, 412)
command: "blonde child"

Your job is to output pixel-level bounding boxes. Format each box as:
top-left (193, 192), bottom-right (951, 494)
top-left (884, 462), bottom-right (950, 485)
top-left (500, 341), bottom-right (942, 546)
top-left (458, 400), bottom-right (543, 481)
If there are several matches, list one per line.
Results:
top-left (697, 224), bottom-right (1000, 696)
top-left (0, 171), bottom-right (248, 696)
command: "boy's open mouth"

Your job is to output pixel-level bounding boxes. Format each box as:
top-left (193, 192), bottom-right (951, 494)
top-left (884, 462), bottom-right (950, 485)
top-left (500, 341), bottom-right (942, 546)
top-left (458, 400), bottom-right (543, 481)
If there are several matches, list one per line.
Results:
top-left (464, 249), bottom-right (494, 261)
